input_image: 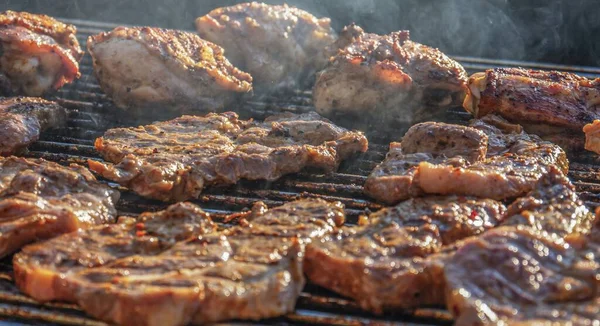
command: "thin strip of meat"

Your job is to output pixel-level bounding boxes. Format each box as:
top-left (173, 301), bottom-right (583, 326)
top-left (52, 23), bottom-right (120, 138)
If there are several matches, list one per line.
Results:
top-left (0, 11), bottom-right (83, 96)
top-left (0, 97), bottom-right (66, 155)
top-left (88, 111), bottom-right (368, 202)
top-left (0, 156), bottom-right (119, 259)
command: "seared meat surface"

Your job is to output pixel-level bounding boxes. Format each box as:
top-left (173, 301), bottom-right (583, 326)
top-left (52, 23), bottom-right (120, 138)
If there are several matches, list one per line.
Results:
top-left (89, 111), bottom-right (368, 202)
top-left (196, 2), bottom-right (336, 90)
top-left (15, 199), bottom-right (345, 325)
top-left (400, 121), bottom-right (488, 163)
top-left (464, 68), bottom-right (600, 151)
top-left (503, 166), bottom-right (595, 236)
top-left (0, 97), bottom-right (66, 155)
top-left (304, 196), bottom-right (505, 313)
top-left (313, 24), bottom-right (467, 129)
top-left (0, 11), bottom-right (83, 96)
top-left (365, 116), bottom-right (567, 203)
top-left (0, 156), bottom-right (118, 259)
top-left (583, 120), bottom-right (600, 154)
top-left (87, 27), bottom-right (252, 115)
top-left (445, 226), bottom-right (600, 325)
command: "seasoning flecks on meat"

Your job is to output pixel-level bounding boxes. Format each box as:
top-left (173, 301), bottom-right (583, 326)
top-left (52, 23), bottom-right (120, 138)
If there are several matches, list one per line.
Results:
top-left (89, 111), bottom-right (368, 202)
top-left (87, 27), bottom-right (253, 115)
top-left (0, 11), bottom-right (83, 96)
top-left (464, 68), bottom-right (600, 152)
top-left (196, 2), bottom-right (336, 90)
top-left (0, 97), bottom-right (66, 155)
top-left (444, 226), bottom-right (600, 325)
top-left (304, 196), bottom-right (505, 313)
top-left (313, 24), bottom-right (467, 128)
top-left (365, 116), bottom-right (567, 203)
top-left (0, 156), bottom-right (119, 259)
top-left (14, 199), bottom-right (346, 325)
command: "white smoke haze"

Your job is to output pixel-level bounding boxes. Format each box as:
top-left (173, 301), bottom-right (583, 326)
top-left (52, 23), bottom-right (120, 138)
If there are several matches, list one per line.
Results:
top-left (0, 0), bottom-right (595, 65)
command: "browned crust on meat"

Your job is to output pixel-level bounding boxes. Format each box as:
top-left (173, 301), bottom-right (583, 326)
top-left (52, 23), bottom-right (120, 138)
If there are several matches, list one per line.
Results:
top-left (0, 11), bottom-right (83, 90)
top-left (0, 97), bottom-right (66, 155)
top-left (89, 112), bottom-right (368, 202)
top-left (87, 26), bottom-right (252, 93)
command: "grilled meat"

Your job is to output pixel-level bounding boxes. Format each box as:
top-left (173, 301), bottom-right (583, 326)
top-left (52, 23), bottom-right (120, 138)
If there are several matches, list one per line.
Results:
top-left (445, 226), bottom-right (600, 325)
top-left (313, 24), bottom-right (467, 129)
top-left (464, 68), bottom-right (600, 151)
top-left (89, 111), bottom-right (368, 202)
top-left (0, 156), bottom-right (119, 259)
top-left (400, 121), bottom-right (488, 163)
top-left (0, 11), bottom-right (83, 96)
top-left (87, 27), bottom-right (252, 115)
top-left (444, 167), bottom-right (597, 325)
top-left (195, 2), bottom-right (336, 90)
top-left (365, 116), bottom-right (567, 204)
top-left (503, 166), bottom-right (595, 236)
top-left (583, 119), bottom-right (600, 154)
top-left (0, 97), bottom-right (66, 155)
top-left (304, 196), bottom-right (505, 313)
top-left (15, 199), bottom-right (345, 325)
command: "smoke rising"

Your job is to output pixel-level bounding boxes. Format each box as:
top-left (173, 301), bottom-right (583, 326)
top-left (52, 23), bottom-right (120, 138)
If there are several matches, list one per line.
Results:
top-left (0, 0), bottom-right (597, 66)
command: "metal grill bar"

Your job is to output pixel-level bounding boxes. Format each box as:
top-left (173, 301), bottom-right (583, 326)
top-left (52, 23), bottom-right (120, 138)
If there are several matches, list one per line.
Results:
top-left (2, 18), bottom-right (600, 326)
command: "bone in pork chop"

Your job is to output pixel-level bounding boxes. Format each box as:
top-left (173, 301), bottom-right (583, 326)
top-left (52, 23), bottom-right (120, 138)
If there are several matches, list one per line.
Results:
top-left (0, 11), bottom-right (83, 96)
top-left (444, 226), bottom-right (600, 325)
top-left (0, 156), bottom-right (119, 259)
top-left (304, 196), bottom-right (506, 313)
top-left (0, 97), bottom-right (66, 155)
top-left (89, 111), bottom-right (368, 202)
top-left (14, 199), bottom-right (345, 326)
top-left (364, 115), bottom-right (567, 204)
top-left (313, 24), bottom-right (467, 129)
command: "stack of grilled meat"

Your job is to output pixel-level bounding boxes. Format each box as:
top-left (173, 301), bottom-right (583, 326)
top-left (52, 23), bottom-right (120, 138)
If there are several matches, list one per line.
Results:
top-left (1, 2), bottom-right (600, 325)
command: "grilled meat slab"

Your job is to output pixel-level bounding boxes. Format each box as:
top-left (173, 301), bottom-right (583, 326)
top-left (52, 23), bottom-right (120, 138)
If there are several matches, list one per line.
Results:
top-left (464, 68), bottom-right (600, 151)
top-left (0, 156), bottom-right (119, 259)
top-left (304, 196), bottom-right (505, 313)
top-left (503, 166), bottom-right (595, 236)
top-left (0, 11), bottom-right (83, 96)
top-left (89, 111), bottom-right (368, 202)
top-left (583, 119), bottom-right (600, 154)
top-left (87, 27), bottom-right (252, 115)
top-left (445, 226), bottom-right (600, 325)
top-left (15, 199), bottom-right (345, 325)
top-left (196, 2), bottom-right (336, 90)
top-left (313, 24), bottom-right (467, 128)
top-left (365, 116), bottom-right (567, 204)
top-left (0, 97), bottom-right (66, 155)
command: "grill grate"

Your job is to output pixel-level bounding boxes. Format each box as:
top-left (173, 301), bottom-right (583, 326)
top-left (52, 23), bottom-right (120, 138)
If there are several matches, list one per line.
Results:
top-left (1, 18), bottom-right (600, 326)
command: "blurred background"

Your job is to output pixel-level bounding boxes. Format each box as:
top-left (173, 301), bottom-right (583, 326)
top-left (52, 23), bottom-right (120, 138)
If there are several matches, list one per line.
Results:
top-left (2, 0), bottom-right (599, 66)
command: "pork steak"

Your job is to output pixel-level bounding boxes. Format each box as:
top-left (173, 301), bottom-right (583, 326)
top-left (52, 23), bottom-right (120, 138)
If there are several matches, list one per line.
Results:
top-left (89, 111), bottom-right (368, 201)
top-left (14, 199), bottom-right (345, 325)
top-left (0, 156), bottom-right (119, 258)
